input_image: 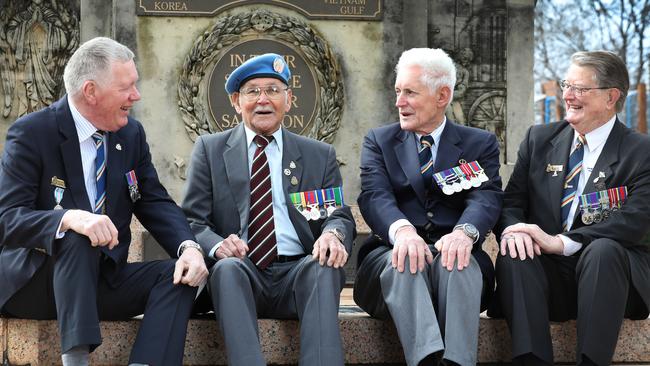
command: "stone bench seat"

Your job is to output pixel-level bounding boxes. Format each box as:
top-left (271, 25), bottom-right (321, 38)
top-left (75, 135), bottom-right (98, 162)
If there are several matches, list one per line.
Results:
top-left (2, 307), bottom-right (649, 365)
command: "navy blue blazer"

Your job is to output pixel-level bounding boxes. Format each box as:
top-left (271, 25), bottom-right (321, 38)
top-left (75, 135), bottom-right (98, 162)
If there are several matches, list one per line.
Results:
top-left (0, 96), bottom-right (194, 309)
top-left (357, 120), bottom-right (503, 306)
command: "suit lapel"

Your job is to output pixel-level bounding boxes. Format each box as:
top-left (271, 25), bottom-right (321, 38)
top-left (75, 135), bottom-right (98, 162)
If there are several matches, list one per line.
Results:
top-left (224, 124), bottom-right (250, 232)
top-left (57, 99), bottom-right (92, 212)
top-left (432, 122), bottom-right (462, 181)
top-left (395, 129), bottom-right (427, 203)
top-left (572, 121), bottom-right (623, 223)
top-left (105, 132), bottom-right (126, 217)
top-left (282, 129), bottom-right (312, 246)
top-left (546, 125), bottom-right (574, 227)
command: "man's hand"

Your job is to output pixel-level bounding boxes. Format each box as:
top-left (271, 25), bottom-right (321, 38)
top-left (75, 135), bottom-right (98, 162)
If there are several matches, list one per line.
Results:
top-left (173, 241), bottom-right (209, 287)
top-left (502, 223), bottom-right (563, 255)
top-left (60, 209), bottom-right (119, 249)
top-left (434, 229), bottom-right (473, 271)
top-left (392, 225), bottom-right (434, 274)
top-left (500, 225), bottom-right (540, 260)
top-left (215, 234), bottom-right (248, 259)
top-left (312, 231), bottom-right (348, 268)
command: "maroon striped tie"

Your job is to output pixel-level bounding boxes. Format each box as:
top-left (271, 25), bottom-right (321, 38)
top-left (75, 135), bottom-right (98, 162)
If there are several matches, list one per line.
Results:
top-left (247, 135), bottom-right (277, 269)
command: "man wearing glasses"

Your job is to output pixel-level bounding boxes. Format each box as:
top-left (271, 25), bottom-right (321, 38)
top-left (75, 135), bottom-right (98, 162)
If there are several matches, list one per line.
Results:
top-left (182, 53), bottom-right (355, 365)
top-left (490, 51), bottom-right (650, 366)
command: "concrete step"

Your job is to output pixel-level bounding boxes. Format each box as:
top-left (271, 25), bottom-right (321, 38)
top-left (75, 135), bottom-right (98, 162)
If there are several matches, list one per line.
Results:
top-left (2, 291), bottom-right (649, 365)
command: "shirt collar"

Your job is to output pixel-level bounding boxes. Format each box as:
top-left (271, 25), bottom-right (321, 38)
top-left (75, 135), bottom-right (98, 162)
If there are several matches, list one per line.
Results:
top-left (576, 115), bottom-right (616, 152)
top-left (243, 123), bottom-right (283, 153)
top-left (416, 116), bottom-right (447, 147)
top-left (67, 95), bottom-right (100, 143)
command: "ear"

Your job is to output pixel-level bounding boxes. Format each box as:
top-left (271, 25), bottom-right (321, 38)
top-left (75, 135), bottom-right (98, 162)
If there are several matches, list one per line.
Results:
top-left (607, 88), bottom-right (621, 110)
top-left (80, 80), bottom-right (98, 105)
top-left (230, 93), bottom-right (242, 114)
top-left (284, 89), bottom-right (293, 113)
top-left (437, 86), bottom-right (453, 107)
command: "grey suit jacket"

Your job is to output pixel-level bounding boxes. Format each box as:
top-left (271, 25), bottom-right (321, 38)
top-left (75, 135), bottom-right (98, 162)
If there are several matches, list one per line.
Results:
top-left (182, 124), bottom-right (355, 259)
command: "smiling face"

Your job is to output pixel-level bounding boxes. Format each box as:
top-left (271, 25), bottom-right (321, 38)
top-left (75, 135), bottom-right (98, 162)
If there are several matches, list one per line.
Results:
top-left (394, 65), bottom-right (450, 135)
top-left (81, 59), bottom-right (141, 132)
top-left (230, 77), bottom-right (292, 135)
top-left (563, 64), bottom-right (619, 135)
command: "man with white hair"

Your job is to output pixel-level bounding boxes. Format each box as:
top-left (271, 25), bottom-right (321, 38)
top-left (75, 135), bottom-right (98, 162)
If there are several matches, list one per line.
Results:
top-left (0, 37), bottom-right (208, 366)
top-left (354, 48), bottom-right (503, 366)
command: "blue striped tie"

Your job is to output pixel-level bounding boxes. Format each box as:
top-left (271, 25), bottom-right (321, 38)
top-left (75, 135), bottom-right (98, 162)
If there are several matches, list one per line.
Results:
top-left (419, 135), bottom-right (434, 188)
top-left (561, 135), bottom-right (586, 231)
top-left (92, 131), bottom-right (106, 214)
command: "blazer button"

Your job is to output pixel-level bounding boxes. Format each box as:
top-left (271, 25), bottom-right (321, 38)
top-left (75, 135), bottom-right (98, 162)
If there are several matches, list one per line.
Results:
top-left (427, 212), bottom-right (434, 218)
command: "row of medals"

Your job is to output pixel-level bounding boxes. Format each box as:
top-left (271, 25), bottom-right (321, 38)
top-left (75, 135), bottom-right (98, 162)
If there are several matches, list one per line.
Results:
top-left (296, 203), bottom-right (338, 221)
top-left (439, 172), bottom-right (489, 196)
top-left (580, 200), bottom-right (620, 225)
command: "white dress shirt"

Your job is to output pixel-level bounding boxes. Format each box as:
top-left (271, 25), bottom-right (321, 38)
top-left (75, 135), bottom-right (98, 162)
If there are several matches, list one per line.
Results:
top-left (388, 117), bottom-right (447, 245)
top-left (559, 115), bottom-right (617, 255)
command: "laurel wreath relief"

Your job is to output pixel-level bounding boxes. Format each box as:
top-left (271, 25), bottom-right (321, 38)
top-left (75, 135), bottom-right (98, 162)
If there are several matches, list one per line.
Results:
top-left (177, 9), bottom-right (344, 143)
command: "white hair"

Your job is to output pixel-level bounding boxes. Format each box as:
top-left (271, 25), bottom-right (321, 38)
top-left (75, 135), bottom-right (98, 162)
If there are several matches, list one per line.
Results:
top-left (395, 48), bottom-right (457, 100)
top-left (63, 37), bottom-right (134, 96)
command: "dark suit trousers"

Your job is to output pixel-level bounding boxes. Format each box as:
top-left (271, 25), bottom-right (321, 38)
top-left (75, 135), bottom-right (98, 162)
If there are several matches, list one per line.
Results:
top-left (494, 238), bottom-right (647, 366)
top-left (208, 255), bottom-right (346, 366)
top-left (3, 232), bottom-right (197, 366)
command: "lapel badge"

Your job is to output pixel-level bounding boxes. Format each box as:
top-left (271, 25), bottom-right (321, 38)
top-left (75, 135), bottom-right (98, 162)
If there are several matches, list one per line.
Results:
top-left (593, 171), bottom-right (607, 191)
top-left (125, 170), bottom-right (141, 203)
top-left (289, 161), bottom-right (296, 169)
top-left (50, 176), bottom-right (66, 188)
top-left (116, 143), bottom-right (122, 151)
top-left (546, 164), bottom-right (563, 177)
top-left (284, 168), bottom-right (291, 176)
top-left (291, 176), bottom-right (298, 186)
top-left (53, 186), bottom-right (64, 210)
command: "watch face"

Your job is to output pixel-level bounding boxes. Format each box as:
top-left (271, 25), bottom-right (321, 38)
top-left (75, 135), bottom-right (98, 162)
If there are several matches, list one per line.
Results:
top-left (465, 224), bottom-right (479, 238)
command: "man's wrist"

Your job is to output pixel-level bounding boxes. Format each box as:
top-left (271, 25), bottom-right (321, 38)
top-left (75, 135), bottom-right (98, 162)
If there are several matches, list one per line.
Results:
top-left (453, 223), bottom-right (479, 244)
top-left (179, 241), bottom-right (204, 257)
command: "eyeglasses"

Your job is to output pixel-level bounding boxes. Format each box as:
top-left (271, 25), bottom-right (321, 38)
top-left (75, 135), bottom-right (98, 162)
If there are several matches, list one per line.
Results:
top-left (559, 80), bottom-right (612, 96)
top-left (239, 85), bottom-right (288, 100)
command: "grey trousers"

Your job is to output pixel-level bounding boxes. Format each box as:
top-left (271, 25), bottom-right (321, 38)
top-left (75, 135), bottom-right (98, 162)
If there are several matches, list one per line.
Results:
top-left (208, 255), bottom-right (346, 366)
top-left (354, 246), bottom-right (483, 366)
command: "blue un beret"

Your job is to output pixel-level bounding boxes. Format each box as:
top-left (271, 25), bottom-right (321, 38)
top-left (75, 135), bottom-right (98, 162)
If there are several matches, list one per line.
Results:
top-left (225, 53), bottom-right (291, 94)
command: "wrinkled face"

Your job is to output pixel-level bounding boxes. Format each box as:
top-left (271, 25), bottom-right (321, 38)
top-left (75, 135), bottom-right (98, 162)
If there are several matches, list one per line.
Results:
top-left (563, 64), bottom-right (618, 135)
top-left (394, 65), bottom-right (449, 135)
top-left (90, 60), bottom-right (141, 132)
top-left (231, 78), bottom-right (292, 136)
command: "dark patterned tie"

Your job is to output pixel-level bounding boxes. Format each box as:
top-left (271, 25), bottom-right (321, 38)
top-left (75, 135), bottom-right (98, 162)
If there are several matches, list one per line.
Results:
top-left (419, 135), bottom-right (434, 188)
top-left (561, 135), bottom-right (586, 231)
top-left (92, 131), bottom-right (106, 214)
top-left (247, 135), bottom-right (277, 269)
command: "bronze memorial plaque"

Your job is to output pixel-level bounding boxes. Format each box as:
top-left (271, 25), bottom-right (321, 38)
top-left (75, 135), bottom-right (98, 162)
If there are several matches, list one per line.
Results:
top-left (136, 0), bottom-right (382, 20)
top-left (207, 39), bottom-right (317, 135)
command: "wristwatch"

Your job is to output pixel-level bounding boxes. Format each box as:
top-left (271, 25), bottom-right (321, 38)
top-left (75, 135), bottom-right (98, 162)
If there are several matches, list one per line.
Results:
top-left (179, 241), bottom-right (205, 257)
top-left (453, 223), bottom-right (479, 244)
top-left (324, 228), bottom-right (346, 243)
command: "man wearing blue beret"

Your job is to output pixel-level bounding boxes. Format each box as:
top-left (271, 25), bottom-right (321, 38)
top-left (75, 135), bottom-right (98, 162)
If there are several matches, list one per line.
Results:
top-left (182, 53), bottom-right (356, 365)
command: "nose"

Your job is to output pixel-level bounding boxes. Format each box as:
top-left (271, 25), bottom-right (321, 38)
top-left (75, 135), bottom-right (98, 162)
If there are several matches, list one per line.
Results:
top-left (130, 86), bottom-right (141, 101)
top-left (256, 91), bottom-right (271, 104)
top-left (562, 86), bottom-right (574, 101)
top-left (395, 92), bottom-right (406, 108)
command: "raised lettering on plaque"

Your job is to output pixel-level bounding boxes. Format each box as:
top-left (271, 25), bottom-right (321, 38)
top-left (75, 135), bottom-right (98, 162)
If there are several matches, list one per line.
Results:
top-left (208, 39), bottom-right (317, 135)
top-left (136, 0), bottom-right (382, 20)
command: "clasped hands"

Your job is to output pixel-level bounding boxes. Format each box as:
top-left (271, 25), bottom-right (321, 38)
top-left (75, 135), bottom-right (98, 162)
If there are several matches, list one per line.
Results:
top-left (215, 231), bottom-right (348, 268)
top-left (61, 210), bottom-right (208, 287)
top-left (392, 225), bottom-right (473, 274)
top-left (500, 222), bottom-right (564, 260)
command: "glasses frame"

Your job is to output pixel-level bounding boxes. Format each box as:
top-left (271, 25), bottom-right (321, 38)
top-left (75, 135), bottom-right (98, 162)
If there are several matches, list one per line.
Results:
top-left (559, 80), bottom-right (613, 96)
top-left (238, 85), bottom-right (289, 101)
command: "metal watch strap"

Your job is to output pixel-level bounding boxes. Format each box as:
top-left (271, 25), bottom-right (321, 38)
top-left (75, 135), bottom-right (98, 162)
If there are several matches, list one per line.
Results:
top-left (179, 241), bottom-right (204, 257)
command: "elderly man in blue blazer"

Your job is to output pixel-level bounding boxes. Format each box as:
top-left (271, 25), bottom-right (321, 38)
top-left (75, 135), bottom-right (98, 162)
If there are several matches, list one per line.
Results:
top-left (0, 37), bottom-right (208, 366)
top-left (354, 48), bottom-right (503, 366)
top-left (182, 53), bottom-right (356, 366)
